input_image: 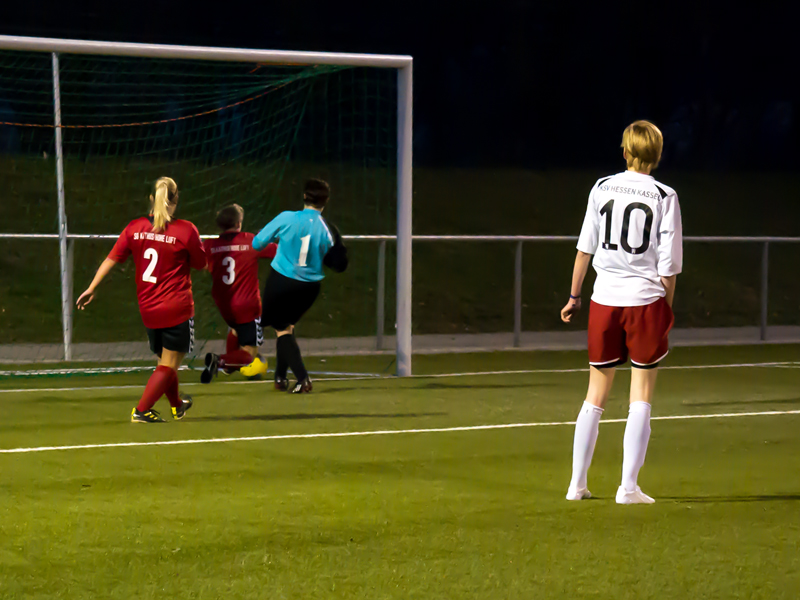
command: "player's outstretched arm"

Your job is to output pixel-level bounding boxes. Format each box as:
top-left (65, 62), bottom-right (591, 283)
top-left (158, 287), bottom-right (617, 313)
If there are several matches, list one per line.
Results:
top-left (253, 213), bottom-right (287, 251)
top-left (566, 183), bottom-right (599, 323)
top-left (76, 258), bottom-right (118, 310)
top-left (561, 251), bottom-right (592, 323)
top-left (257, 242), bottom-right (278, 259)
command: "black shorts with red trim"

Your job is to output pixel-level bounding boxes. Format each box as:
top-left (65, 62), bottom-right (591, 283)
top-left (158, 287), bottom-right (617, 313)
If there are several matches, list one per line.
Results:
top-left (588, 298), bottom-right (674, 369)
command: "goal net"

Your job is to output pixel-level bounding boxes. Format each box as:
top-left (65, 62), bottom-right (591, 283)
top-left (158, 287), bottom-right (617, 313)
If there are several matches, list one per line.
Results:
top-left (0, 39), bottom-right (411, 377)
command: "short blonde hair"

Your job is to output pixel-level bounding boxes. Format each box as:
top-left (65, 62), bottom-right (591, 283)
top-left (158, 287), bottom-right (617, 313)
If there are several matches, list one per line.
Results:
top-left (621, 120), bottom-right (663, 172)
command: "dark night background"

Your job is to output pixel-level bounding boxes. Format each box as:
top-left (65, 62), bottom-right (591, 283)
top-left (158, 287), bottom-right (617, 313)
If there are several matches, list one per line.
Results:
top-left (2, 0), bottom-right (800, 338)
top-left (4, 1), bottom-right (797, 172)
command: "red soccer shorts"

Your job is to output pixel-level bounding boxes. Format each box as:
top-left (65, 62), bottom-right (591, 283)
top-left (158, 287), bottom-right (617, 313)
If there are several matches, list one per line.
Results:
top-left (587, 297), bottom-right (674, 369)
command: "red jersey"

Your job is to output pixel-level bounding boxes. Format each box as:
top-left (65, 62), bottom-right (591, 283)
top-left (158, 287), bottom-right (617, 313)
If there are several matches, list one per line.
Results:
top-left (108, 217), bottom-right (207, 329)
top-left (203, 231), bottom-right (277, 325)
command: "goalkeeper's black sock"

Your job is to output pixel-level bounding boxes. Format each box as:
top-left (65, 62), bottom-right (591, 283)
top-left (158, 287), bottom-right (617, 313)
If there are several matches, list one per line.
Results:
top-left (277, 334), bottom-right (308, 382)
top-left (275, 336), bottom-right (289, 380)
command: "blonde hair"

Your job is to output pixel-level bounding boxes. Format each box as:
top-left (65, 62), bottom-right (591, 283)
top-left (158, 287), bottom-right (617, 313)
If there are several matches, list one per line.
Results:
top-left (149, 177), bottom-right (178, 232)
top-left (621, 120), bottom-right (663, 173)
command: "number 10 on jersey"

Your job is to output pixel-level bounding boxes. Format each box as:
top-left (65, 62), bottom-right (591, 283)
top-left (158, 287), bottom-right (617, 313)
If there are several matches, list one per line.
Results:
top-left (600, 199), bottom-right (654, 255)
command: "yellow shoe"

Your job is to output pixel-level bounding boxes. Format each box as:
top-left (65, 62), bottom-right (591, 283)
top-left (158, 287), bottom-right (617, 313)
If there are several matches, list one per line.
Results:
top-left (131, 407), bottom-right (165, 423)
top-left (240, 356), bottom-right (268, 378)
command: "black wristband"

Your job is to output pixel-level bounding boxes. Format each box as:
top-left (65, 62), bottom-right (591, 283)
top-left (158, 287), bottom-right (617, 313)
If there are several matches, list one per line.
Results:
top-left (569, 294), bottom-right (581, 300)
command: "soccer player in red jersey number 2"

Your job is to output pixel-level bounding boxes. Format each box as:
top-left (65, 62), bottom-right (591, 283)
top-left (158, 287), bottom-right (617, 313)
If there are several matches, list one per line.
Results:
top-left (76, 177), bottom-right (207, 423)
top-left (561, 121), bottom-right (683, 504)
top-left (200, 204), bottom-right (277, 383)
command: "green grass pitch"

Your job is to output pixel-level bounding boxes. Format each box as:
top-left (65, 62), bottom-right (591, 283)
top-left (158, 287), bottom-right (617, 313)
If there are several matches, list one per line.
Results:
top-left (1, 345), bottom-right (799, 598)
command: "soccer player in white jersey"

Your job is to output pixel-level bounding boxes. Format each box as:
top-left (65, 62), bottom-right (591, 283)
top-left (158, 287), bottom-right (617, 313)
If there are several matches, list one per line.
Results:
top-left (561, 120), bottom-right (683, 504)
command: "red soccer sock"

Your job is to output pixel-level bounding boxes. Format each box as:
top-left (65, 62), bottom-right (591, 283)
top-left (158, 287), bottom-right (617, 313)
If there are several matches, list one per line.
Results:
top-left (164, 367), bottom-right (181, 409)
top-left (226, 330), bottom-right (239, 354)
top-left (137, 365), bottom-right (176, 413)
top-left (220, 349), bottom-right (255, 369)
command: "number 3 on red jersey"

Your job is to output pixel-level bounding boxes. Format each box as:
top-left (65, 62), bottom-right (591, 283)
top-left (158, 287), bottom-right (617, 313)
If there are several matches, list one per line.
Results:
top-left (222, 256), bottom-right (236, 285)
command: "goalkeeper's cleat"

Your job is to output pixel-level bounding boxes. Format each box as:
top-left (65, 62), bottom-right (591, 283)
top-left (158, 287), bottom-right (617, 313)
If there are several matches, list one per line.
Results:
top-left (172, 393), bottom-right (194, 420)
top-left (131, 408), bottom-right (165, 423)
top-left (274, 377), bottom-right (289, 392)
top-left (200, 353), bottom-right (220, 384)
top-left (290, 377), bottom-right (313, 394)
top-left (240, 356), bottom-right (268, 378)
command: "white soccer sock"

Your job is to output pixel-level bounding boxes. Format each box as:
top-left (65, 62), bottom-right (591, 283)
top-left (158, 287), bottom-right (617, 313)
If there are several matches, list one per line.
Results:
top-left (569, 401), bottom-right (604, 491)
top-left (621, 401), bottom-right (652, 492)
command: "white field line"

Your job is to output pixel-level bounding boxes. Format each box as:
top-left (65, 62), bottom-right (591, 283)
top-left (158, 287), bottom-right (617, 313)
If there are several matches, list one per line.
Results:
top-left (0, 367), bottom-right (379, 379)
top-left (404, 361), bottom-right (800, 379)
top-left (1, 408), bottom-right (799, 455)
top-left (1, 361), bottom-right (798, 395)
top-left (0, 365), bottom-right (193, 377)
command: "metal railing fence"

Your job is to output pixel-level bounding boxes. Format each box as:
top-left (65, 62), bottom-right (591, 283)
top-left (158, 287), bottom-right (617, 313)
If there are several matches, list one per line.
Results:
top-left (1, 233), bottom-right (796, 356)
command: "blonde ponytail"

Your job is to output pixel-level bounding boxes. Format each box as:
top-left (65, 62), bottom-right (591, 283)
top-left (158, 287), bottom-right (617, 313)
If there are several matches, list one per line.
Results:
top-left (149, 177), bottom-right (178, 232)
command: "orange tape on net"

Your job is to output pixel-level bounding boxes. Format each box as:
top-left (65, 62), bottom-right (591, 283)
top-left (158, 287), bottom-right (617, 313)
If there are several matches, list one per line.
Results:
top-left (0, 83), bottom-right (287, 129)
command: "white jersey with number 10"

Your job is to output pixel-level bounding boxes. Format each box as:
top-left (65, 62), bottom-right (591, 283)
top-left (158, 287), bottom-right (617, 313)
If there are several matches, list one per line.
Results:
top-left (577, 170), bottom-right (683, 307)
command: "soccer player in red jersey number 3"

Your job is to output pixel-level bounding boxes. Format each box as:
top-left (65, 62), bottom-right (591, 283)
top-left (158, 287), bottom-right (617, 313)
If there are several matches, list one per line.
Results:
top-left (200, 204), bottom-right (277, 383)
top-left (76, 177), bottom-right (207, 423)
top-left (561, 121), bottom-right (683, 504)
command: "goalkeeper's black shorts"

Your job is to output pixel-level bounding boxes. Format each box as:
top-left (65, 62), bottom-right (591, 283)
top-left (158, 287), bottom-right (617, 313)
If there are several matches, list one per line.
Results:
top-left (261, 268), bottom-right (321, 331)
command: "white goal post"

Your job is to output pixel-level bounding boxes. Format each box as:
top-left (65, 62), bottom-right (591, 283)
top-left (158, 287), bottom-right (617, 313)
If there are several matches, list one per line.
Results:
top-left (0, 35), bottom-right (414, 376)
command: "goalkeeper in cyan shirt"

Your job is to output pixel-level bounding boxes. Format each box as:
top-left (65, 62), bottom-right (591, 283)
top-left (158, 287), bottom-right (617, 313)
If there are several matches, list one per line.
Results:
top-left (242, 179), bottom-right (348, 393)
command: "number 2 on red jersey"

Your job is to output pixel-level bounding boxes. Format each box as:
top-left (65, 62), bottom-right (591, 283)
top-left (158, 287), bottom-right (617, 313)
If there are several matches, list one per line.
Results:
top-left (142, 248), bottom-right (158, 283)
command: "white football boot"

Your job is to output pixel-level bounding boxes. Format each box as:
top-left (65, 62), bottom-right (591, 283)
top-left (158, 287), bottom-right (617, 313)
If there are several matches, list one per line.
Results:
top-left (566, 487), bottom-right (592, 501)
top-left (615, 486), bottom-right (655, 505)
